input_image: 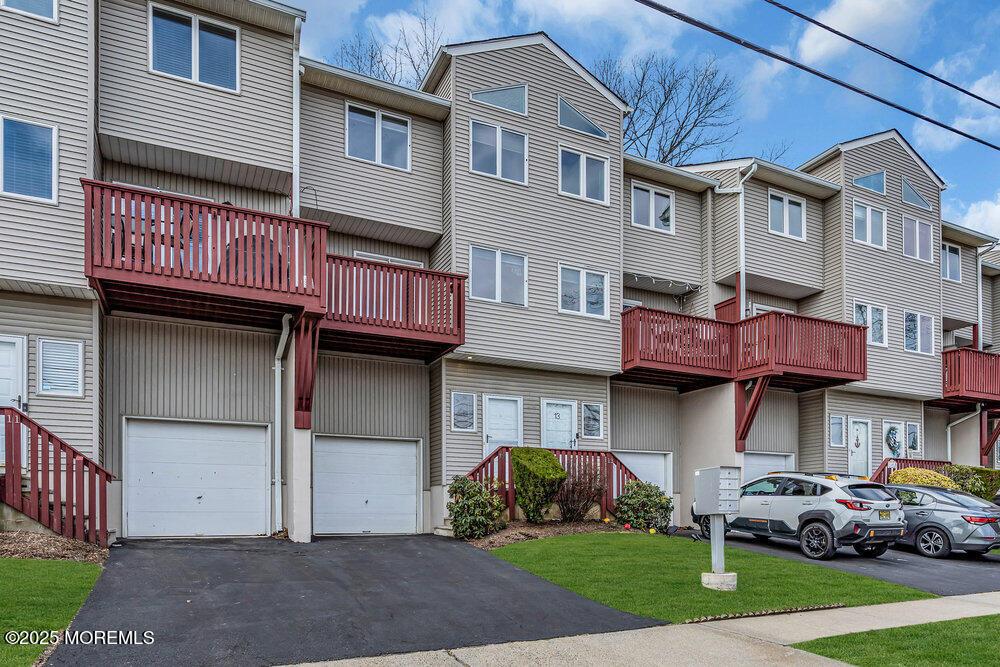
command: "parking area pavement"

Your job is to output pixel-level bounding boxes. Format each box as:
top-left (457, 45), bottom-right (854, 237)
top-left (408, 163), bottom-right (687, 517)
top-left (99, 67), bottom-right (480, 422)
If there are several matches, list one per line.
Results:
top-left (724, 532), bottom-right (1000, 595)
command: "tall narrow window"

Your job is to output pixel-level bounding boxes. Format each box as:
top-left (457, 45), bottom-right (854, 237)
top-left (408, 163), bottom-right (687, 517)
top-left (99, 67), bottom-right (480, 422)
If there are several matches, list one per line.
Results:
top-left (38, 338), bottom-right (83, 397)
top-left (906, 422), bottom-right (920, 453)
top-left (150, 6), bottom-right (239, 91)
top-left (768, 190), bottom-right (805, 240)
top-left (582, 403), bottom-right (604, 439)
top-left (3, 0), bottom-right (56, 20)
top-left (853, 171), bottom-right (885, 194)
top-left (631, 183), bottom-right (673, 232)
top-left (559, 148), bottom-right (608, 204)
top-left (941, 243), bottom-right (961, 282)
top-left (470, 120), bottom-right (526, 183)
top-left (470, 246), bottom-right (526, 306)
top-left (558, 96), bottom-right (608, 139)
top-left (902, 176), bottom-right (931, 210)
top-left (854, 302), bottom-right (886, 346)
top-left (1, 117), bottom-right (56, 202)
top-left (346, 104), bottom-right (410, 170)
top-left (829, 415), bottom-right (846, 447)
top-left (451, 392), bottom-right (477, 432)
top-left (904, 311), bottom-right (934, 355)
top-left (471, 85), bottom-right (526, 115)
top-left (853, 201), bottom-right (886, 248)
top-left (902, 216), bottom-right (932, 262)
top-left (559, 265), bottom-right (608, 318)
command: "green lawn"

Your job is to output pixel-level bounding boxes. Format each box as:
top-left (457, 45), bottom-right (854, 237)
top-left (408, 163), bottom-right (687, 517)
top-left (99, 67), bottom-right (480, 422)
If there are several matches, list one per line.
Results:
top-left (795, 614), bottom-right (1000, 666)
top-left (0, 558), bottom-right (101, 666)
top-left (493, 533), bottom-right (932, 623)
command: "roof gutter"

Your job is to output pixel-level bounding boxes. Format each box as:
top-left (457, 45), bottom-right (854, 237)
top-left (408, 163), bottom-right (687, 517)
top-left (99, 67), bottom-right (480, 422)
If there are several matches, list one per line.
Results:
top-left (715, 162), bottom-right (759, 318)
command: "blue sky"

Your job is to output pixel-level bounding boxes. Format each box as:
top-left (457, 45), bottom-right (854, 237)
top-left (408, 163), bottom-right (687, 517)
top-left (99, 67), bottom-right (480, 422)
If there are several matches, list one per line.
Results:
top-left (295, 0), bottom-right (1000, 238)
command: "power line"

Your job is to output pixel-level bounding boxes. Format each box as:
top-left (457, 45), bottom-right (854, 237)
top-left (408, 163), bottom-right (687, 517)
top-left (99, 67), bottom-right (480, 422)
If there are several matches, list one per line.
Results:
top-left (763, 0), bottom-right (1000, 112)
top-left (630, 0), bottom-right (1000, 152)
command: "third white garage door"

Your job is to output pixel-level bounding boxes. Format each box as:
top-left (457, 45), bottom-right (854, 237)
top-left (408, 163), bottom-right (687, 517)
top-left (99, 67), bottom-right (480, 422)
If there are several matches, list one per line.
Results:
top-left (312, 437), bottom-right (419, 535)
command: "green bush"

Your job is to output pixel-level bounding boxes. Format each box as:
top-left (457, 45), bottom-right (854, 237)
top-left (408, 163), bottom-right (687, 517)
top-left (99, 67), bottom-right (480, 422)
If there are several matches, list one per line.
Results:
top-left (615, 480), bottom-right (673, 532)
top-left (888, 467), bottom-right (959, 489)
top-left (511, 447), bottom-right (567, 523)
top-left (938, 464), bottom-right (1000, 501)
top-left (447, 476), bottom-right (506, 540)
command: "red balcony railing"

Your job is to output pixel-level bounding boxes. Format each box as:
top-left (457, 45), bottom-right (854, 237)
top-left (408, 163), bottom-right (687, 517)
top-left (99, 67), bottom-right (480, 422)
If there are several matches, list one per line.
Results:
top-left (622, 307), bottom-right (733, 378)
top-left (324, 255), bottom-right (465, 345)
top-left (942, 348), bottom-right (1000, 403)
top-left (83, 179), bottom-right (327, 311)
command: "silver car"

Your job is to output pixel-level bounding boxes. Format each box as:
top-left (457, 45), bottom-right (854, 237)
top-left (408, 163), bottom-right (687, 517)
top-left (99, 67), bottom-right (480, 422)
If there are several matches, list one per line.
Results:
top-left (887, 485), bottom-right (1000, 558)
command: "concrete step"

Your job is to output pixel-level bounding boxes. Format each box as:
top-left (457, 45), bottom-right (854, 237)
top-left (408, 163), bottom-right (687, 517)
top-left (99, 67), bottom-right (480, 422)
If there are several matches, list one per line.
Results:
top-left (432, 525), bottom-right (454, 538)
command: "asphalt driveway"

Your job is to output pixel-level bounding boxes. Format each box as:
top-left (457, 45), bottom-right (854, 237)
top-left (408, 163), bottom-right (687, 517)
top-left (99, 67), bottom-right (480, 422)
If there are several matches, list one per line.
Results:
top-left (50, 535), bottom-right (658, 666)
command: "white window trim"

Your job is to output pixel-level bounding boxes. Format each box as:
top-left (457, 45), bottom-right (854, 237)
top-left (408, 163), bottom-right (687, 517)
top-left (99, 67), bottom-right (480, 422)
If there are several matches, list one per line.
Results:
top-left (557, 263), bottom-right (610, 320)
top-left (468, 118), bottom-right (528, 185)
top-left (581, 402), bottom-right (605, 440)
top-left (353, 250), bottom-right (424, 268)
top-left (852, 170), bottom-right (886, 195)
top-left (468, 245), bottom-right (528, 307)
top-left (450, 391), bottom-right (477, 433)
top-left (852, 198), bottom-right (887, 250)
top-left (903, 310), bottom-right (936, 356)
top-left (0, 115), bottom-right (58, 205)
top-left (630, 180), bottom-right (675, 235)
top-left (941, 242), bottom-right (962, 283)
top-left (902, 215), bottom-right (934, 264)
top-left (558, 144), bottom-right (610, 206)
top-left (901, 175), bottom-right (933, 212)
top-left (557, 95), bottom-right (609, 141)
top-left (0, 0), bottom-right (57, 23)
top-left (482, 394), bottom-right (523, 453)
top-left (829, 414), bottom-right (846, 448)
top-left (344, 102), bottom-right (412, 172)
top-left (469, 83), bottom-right (528, 117)
top-left (540, 398), bottom-right (578, 448)
top-left (767, 188), bottom-right (807, 241)
top-left (36, 337), bottom-right (84, 398)
top-left (147, 2), bottom-right (241, 94)
top-left (852, 300), bottom-right (888, 348)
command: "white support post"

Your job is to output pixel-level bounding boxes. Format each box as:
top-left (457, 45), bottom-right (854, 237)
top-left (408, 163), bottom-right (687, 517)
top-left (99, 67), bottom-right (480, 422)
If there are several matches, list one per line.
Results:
top-left (710, 515), bottom-right (725, 574)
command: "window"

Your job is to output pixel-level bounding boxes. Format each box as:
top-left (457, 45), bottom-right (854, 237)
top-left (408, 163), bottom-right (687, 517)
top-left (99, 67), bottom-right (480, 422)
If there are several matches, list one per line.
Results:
top-left (829, 415), bottom-right (846, 447)
top-left (622, 298), bottom-right (642, 310)
top-left (559, 147), bottom-right (608, 204)
top-left (150, 5), bottom-right (239, 91)
top-left (846, 484), bottom-right (896, 501)
top-left (581, 402), bottom-right (603, 439)
top-left (559, 265), bottom-right (608, 318)
top-left (767, 190), bottom-right (805, 240)
top-left (470, 120), bottom-right (526, 183)
top-left (902, 176), bottom-right (931, 210)
top-left (1, 0), bottom-right (55, 20)
top-left (941, 243), bottom-right (961, 282)
top-left (883, 420), bottom-right (904, 457)
top-left (906, 422), bottom-right (920, 453)
top-left (853, 170), bottom-right (885, 195)
top-left (780, 479), bottom-right (827, 496)
top-left (470, 85), bottom-right (526, 115)
top-left (902, 216), bottom-right (932, 262)
top-left (631, 183), bottom-right (673, 233)
top-left (742, 478), bottom-right (782, 496)
top-left (854, 302), bottom-right (886, 346)
top-left (1, 117), bottom-right (56, 203)
top-left (470, 246), bottom-right (526, 306)
top-left (345, 104), bottom-right (410, 170)
top-left (895, 489), bottom-right (930, 506)
top-left (451, 392), bottom-right (476, 432)
top-left (558, 96), bottom-right (608, 139)
top-left (853, 201), bottom-right (886, 248)
top-left (38, 338), bottom-right (83, 397)
top-left (904, 311), bottom-right (934, 355)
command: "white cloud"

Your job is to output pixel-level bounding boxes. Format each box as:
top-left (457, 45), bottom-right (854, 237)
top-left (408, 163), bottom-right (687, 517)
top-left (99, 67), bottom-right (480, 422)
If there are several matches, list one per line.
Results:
top-left (298, 0), bottom-right (369, 60)
top-left (369, 0), bottom-right (502, 46)
top-left (743, 52), bottom-right (790, 121)
top-left (948, 191), bottom-right (1000, 238)
top-left (914, 65), bottom-right (1000, 154)
top-left (796, 0), bottom-right (934, 66)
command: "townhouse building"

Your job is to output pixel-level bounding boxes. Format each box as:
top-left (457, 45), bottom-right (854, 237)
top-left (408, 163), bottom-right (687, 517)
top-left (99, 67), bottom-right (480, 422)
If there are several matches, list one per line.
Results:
top-left (2, 0), bottom-right (998, 544)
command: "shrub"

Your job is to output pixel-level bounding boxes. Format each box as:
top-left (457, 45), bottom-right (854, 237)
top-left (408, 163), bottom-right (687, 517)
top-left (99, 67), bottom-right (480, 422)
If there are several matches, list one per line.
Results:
top-left (888, 467), bottom-right (959, 490)
top-left (511, 447), bottom-right (567, 523)
top-left (555, 464), bottom-right (604, 522)
top-left (938, 464), bottom-right (1000, 501)
top-left (447, 476), bottom-right (506, 540)
top-left (614, 480), bottom-right (673, 532)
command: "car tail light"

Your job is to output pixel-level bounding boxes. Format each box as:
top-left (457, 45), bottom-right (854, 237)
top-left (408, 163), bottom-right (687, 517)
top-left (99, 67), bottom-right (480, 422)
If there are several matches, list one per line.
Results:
top-left (836, 498), bottom-right (871, 511)
top-left (963, 515), bottom-right (998, 525)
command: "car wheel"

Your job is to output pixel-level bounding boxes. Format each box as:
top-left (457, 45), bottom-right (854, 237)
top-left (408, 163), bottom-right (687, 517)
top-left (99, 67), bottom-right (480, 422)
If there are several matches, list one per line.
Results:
top-left (916, 527), bottom-right (952, 559)
top-left (799, 522), bottom-right (836, 560)
top-left (699, 516), bottom-right (712, 539)
top-left (752, 534), bottom-right (771, 542)
top-left (853, 542), bottom-right (889, 558)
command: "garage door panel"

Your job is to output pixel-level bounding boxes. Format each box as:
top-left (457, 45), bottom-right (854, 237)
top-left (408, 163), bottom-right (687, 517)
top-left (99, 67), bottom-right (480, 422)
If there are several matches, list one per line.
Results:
top-left (743, 453), bottom-right (793, 482)
top-left (311, 513), bottom-right (418, 535)
top-left (129, 436), bottom-right (268, 467)
top-left (313, 470), bottom-right (416, 494)
top-left (312, 490), bottom-right (415, 514)
top-left (127, 485), bottom-right (266, 513)
top-left (128, 509), bottom-right (267, 538)
top-left (129, 461), bottom-right (266, 489)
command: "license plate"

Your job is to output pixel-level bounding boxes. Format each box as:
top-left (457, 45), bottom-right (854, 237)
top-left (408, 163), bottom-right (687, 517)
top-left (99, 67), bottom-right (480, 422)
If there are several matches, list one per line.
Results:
top-left (879, 510), bottom-right (890, 520)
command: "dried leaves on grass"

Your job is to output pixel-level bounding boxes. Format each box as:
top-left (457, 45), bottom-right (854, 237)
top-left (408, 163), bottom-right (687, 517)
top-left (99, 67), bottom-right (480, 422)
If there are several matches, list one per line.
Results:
top-left (469, 520), bottom-right (622, 550)
top-left (0, 531), bottom-right (108, 564)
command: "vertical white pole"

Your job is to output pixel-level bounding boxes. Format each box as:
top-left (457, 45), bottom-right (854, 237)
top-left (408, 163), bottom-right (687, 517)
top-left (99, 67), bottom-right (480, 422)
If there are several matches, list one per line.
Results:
top-left (710, 514), bottom-right (725, 574)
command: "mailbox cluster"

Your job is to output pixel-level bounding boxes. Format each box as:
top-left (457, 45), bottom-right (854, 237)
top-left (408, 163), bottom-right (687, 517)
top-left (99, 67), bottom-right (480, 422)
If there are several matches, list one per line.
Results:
top-left (693, 466), bottom-right (741, 515)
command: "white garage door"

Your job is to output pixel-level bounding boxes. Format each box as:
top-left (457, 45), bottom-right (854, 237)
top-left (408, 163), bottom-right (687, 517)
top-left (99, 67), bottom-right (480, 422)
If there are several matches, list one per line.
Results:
top-left (743, 452), bottom-right (794, 483)
top-left (125, 419), bottom-right (269, 538)
top-left (313, 437), bottom-right (418, 535)
top-left (614, 452), bottom-right (673, 495)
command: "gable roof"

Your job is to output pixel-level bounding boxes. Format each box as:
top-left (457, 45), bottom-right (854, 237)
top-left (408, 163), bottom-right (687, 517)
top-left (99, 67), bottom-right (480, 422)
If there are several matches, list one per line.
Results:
top-left (798, 129), bottom-right (946, 190)
top-left (941, 219), bottom-right (997, 247)
top-left (681, 157), bottom-right (841, 199)
top-left (420, 32), bottom-right (631, 113)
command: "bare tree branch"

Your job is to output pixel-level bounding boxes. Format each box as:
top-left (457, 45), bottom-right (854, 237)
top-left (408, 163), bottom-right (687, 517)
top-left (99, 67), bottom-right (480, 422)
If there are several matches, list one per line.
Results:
top-left (759, 138), bottom-right (793, 164)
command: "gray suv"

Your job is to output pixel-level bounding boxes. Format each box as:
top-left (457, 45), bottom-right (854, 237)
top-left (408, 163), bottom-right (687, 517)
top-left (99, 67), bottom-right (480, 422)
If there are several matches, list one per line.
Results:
top-left (887, 485), bottom-right (1000, 558)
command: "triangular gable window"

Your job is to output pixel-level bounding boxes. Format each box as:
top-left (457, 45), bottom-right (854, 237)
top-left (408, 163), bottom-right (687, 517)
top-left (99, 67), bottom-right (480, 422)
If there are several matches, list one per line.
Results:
top-left (853, 171), bottom-right (885, 195)
top-left (471, 85), bottom-right (526, 115)
top-left (902, 176), bottom-right (931, 210)
top-left (558, 96), bottom-right (608, 139)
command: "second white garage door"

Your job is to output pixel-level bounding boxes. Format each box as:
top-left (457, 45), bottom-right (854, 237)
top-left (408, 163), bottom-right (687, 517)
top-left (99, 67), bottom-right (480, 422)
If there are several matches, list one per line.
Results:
top-left (742, 452), bottom-right (794, 483)
top-left (312, 437), bottom-right (419, 535)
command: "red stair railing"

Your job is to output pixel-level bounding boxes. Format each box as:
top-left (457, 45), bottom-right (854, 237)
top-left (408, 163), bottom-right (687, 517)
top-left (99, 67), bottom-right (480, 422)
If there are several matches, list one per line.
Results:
top-left (871, 457), bottom-right (951, 484)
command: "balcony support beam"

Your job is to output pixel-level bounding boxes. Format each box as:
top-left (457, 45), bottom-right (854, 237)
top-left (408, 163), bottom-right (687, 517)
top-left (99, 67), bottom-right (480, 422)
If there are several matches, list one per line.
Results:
top-left (293, 314), bottom-right (321, 430)
top-left (735, 376), bottom-right (770, 452)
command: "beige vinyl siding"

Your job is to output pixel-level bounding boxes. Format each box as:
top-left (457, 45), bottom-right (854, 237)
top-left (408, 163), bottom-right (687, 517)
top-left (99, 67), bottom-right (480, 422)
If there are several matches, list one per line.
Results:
top-left (826, 389), bottom-right (924, 473)
top-left (704, 168), bottom-right (740, 282)
top-left (429, 360), bottom-right (444, 486)
top-left (102, 316), bottom-right (276, 474)
top-left (993, 275), bottom-right (1000, 348)
top-left (798, 390), bottom-right (825, 471)
top-left (0, 0), bottom-right (90, 287)
top-left (842, 139), bottom-right (942, 399)
top-left (684, 190), bottom-right (714, 318)
top-left (0, 292), bottom-right (96, 456)
top-left (746, 390), bottom-right (798, 454)
top-left (327, 234), bottom-right (429, 266)
top-left (99, 0), bottom-right (293, 175)
top-left (748, 291), bottom-right (797, 313)
top-left (623, 287), bottom-right (680, 312)
top-left (610, 383), bottom-right (678, 452)
top-left (102, 162), bottom-right (290, 213)
top-left (986, 276), bottom-right (997, 348)
top-left (622, 177), bottom-right (702, 285)
top-left (442, 360), bottom-right (610, 481)
top-left (449, 44), bottom-right (623, 373)
top-left (941, 242), bottom-right (979, 327)
top-left (300, 85), bottom-right (443, 243)
top-left (923, 406), bottom-right (949, 461)
top-left (799, 157), bottom-right (844, 321)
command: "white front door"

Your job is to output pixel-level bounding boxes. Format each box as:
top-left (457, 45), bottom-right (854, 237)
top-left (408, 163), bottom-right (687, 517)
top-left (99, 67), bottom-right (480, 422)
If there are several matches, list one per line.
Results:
top-left (849, 419), bottom-right (871, 476)
top-left (542, 400), bottom-right (577, 449)
top-left (483, 395), bottom-right (521, 456)
top-left (0, 335), bottom-right (26, 411)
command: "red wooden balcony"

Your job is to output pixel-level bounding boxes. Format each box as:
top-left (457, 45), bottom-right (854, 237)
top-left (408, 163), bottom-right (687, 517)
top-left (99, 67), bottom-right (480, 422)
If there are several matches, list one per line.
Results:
top-left (320, 254), bottom-right (465, 360)
top-left (935, 348), bottom-right (1000, 410)
top-left (83, 179), bottom-right (328, 327)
